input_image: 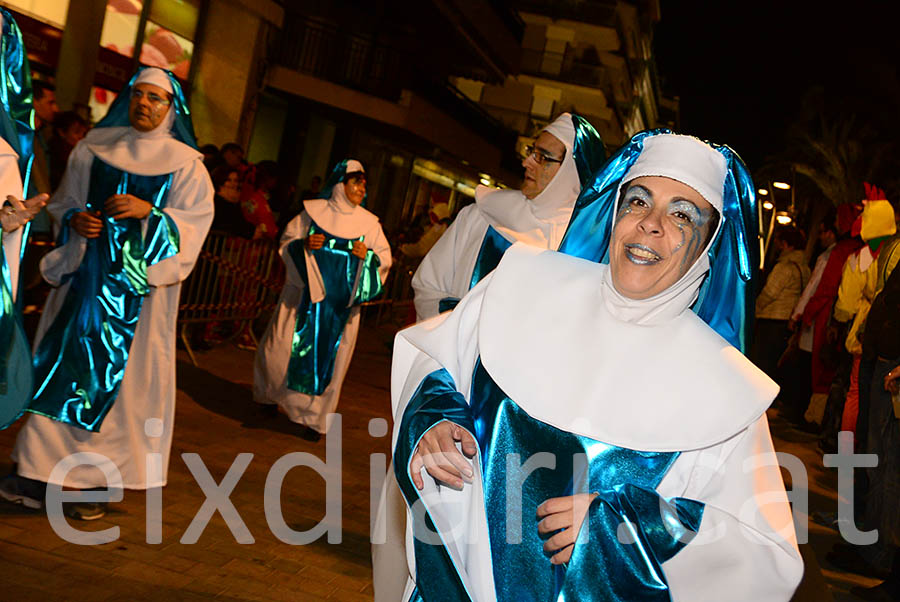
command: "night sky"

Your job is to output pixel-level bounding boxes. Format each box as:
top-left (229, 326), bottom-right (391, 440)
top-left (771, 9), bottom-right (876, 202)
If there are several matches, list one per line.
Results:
top-left (654, 0), bottom-right (900, 172)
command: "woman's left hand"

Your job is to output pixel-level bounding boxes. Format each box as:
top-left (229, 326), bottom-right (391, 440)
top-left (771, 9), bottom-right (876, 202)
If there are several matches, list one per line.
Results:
top-left (537, 493), bottom-right (599, 565)
top-left (351, 240), bottom-right (368, 259)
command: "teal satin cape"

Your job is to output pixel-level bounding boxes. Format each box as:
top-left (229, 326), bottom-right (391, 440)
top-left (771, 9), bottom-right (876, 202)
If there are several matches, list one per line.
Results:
top-left (0, 8), bottom-right (35, 429)
top-left (396, 365), bottom-right (704, 602)
top-left (285, 221), bottom-right (383, 396)
top-left (28, 158), bottom-right (179, 432)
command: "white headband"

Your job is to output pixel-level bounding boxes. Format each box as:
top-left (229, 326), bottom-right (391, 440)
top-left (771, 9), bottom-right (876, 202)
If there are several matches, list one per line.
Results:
top-left (134, 67), bottom-right (174, 95)
top-left (622, 134), bottom-right (727, 212)
top-left (541, 112), bottom-right (576, 152)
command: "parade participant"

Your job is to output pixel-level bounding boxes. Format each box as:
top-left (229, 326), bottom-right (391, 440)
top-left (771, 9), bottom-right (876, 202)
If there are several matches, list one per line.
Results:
top-left (410, 112), bottom-right (605, 320)
top-left (384, 132), bottom-right (802, 601)
top-left (253, 159), bottom-right (391, 441)
top-left (792, 204), bottom-right (861, 429)
top-left (831, 194), bottom-right (898, 436)
top-left (0, 8), bottom-right (48, 431)
top-left (0, 67), bottom-right (213, 520)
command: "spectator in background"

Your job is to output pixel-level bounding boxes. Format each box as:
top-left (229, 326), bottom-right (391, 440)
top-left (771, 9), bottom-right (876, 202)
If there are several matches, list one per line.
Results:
top-left (220, 142), bottom-right (245, 171)
top-left (794, 204), bottom-right (863, 433)
top-left (199, 143), bottom-right (218, 171)
top-left (752, 226), bottom-right (809, 381)
top-left (241, 160), bottom-right (279, 240)
top-left (210, 165), bottom-right (254, 239)
top-left (28, 80), bottom-right (58, 232)
top-left (299, 175), bottom-right (321, 202)
top-left (48, 111), bottom-right (89, 191)
top-left (399, 201), bottom-right (451, 259)
top-left (31, 80), bottom-right (58, 132)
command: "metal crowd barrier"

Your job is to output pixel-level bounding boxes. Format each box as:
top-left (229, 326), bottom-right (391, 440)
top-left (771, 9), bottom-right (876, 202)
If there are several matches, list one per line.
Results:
top-left (177, 231), bottom-right (285, 365)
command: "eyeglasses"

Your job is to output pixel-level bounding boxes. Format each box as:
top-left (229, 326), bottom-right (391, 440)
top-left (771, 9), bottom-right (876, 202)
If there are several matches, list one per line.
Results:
top-left (131, 89), bottom-right (172, 107)
top-left (523, 144), bottom-right (565, 166)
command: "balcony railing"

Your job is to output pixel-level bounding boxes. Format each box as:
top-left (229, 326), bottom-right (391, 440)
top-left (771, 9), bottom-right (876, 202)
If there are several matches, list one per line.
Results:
top-left (520, 48), bottom-right (612, 92)
top-left (275, 16), bottom-right (410, 102)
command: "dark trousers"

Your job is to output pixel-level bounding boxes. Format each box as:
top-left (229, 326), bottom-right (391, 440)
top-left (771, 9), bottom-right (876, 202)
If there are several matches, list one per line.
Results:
top-left (752, 318), bottom-right (790, 380)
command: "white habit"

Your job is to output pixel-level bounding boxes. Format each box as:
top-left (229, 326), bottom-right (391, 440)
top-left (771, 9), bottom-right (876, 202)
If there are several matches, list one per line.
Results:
top-left (12, 80), bottom-right (214, 489)
top-left (253, 186), bottom-right (391, 433)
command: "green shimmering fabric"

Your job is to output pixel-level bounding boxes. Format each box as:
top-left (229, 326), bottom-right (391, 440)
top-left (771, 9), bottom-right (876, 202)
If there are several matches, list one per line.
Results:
top-left (285, 222), bottom-right (382, 395)
top-left (28, 159), bottom-right (178, 432)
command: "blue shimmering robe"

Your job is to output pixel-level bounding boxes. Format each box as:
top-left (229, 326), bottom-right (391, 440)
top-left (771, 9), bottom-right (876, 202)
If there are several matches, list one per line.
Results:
top-left (13, 142), bottom-right (213, 489)
top-left (387, 245), bottom-right (803, 602)
top-left (29, 157), bottom-right (180, 431)
top-left (253, 209), bottom-right (391, 433)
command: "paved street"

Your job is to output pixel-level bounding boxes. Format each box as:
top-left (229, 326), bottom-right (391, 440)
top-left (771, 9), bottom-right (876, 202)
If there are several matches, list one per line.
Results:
top-left (0, 319), bottom-right (883, 601)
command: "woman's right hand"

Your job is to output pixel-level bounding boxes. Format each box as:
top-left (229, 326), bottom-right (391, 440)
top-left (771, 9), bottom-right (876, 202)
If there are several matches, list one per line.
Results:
top-left (306, 233), bottom-right (325, 250)
top-left (410, 420), bottom-right (477, 490)
top-left (71, 210), bottom-right (104, 238)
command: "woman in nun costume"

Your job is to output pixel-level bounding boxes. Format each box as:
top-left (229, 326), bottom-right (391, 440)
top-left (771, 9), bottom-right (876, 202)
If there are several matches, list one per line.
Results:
top-left (383, 131), bottom-right (804, 601)
top-left (253, 160), bottom-right (391, 440)
top-left (2, 67), bottom-right (213, 517)
top-left (410, 112), bottom-right (605, 321)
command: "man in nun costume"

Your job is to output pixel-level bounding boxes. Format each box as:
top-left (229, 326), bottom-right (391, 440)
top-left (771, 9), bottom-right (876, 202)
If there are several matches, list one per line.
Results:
top-left (253, 159), bottom-right (391, 440)
top-left (382, 131), bottom-right (803, 601)
top-left (1, 67), bottom-right (213, 519)
top-left (410, 112), bottom-right (605, 321)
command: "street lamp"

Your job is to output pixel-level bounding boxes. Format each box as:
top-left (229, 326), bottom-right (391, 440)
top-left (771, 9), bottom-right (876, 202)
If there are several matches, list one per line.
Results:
top-left (773, 181), bottom-right (791, 190)
top-left (775, 211), bottom-right (793, 225)
top-left (757, 188), bottom-right (769, 196)
top-left (763, 200), bottom-right (774, 210)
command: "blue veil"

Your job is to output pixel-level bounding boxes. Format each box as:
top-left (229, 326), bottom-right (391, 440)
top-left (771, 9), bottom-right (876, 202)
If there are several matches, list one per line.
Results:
top-left (558, 129), bottom-right (759, 352)
top-left (0, 7), bottom-right (34, 192)
top-left (95, 66), bottom-right (198, 149)
top-left (571, 113), bottom-right (606, 189)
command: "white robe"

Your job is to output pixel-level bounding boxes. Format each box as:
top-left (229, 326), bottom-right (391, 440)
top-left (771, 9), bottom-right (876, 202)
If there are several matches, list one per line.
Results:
top-left (0, 141), bottom-right (24, 301)
top-left (12, 141), bottom-right (214, 489)
top-left (383, 245), bottom-right (804, 602)
top-left (253, 209), bottom-right (391, 433)
top-left (411, 186), bottom-right (575, 322)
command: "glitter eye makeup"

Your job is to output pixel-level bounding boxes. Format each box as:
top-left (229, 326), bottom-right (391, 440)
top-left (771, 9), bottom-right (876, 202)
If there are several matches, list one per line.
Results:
top-left (668, 199), bottom-right (705, 226)
top-left (618, 185), bottom-right (653, 220)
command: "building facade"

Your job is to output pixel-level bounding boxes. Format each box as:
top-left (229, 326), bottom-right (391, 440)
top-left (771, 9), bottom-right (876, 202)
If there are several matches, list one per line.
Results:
top-left (454, 0), bottom-right (678, 156)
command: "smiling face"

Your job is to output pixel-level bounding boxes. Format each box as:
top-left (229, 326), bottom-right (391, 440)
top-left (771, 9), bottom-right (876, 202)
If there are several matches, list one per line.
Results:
top-left (129, 83), bottom-right (172, 132)
top-left (344, 174), bottom-right (367, 205)
top-left (610, 176), bottom-right (717, 300)
top-left (521, 131), bottom-right (566, 200)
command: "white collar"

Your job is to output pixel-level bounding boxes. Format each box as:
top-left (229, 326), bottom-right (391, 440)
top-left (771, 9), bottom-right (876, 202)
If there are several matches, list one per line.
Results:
top-left (476, 245), bottom-right (776, 451)
top-left (303, 183), bottom-right (380, 239)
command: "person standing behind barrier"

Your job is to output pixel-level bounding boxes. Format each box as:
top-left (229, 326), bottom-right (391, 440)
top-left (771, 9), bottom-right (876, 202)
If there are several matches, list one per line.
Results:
top-left (210, 165), bottom-right (254, 239)
top-left (253, 159), bottom-right (391, 441)
top-left (0, 67), bottom-right (213, 520)
top-left (752, 226), bottom-right (809, 381)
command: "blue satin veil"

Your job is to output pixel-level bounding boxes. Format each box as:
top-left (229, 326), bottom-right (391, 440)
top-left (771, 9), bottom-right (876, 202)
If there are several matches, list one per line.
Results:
top-left (558, 129), bottom-right (759, 352)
